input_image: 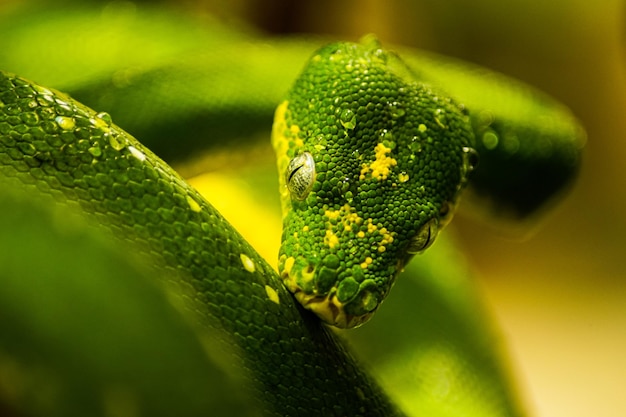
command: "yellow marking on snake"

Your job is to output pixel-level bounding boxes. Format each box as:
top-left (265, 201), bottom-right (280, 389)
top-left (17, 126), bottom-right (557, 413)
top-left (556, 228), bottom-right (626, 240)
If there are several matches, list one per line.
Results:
top-left (283, 256), bottom-right (295, 275)
top-left (264, 285), bottom-right (280, 304)
top-left (377, 226), bottom-right (394, 253)
top-left (290, 124), bottom-right (302, 141)
top-left (321, 204), bottom-right (395, 254)
top-left (240, 253), bottom-right (256, 273)
top-left (324, 230), bottom-right (339, 248)
top-left (324, 204), bottom-right (363, 225)
top-left (344, 207), bottom-right (362, 225)
top-left (322, 204), bottom-right (366, 249)
top-left (360, 257), bottom-right (373, 269)
top-left (186, 195), bottom-right (202, 213)
top-left (324, 208), bottom-right (341, 221)
top-left (280, 255), bottom-right (314, 293)
top-left (271, 100), bottom-right (303, 216)
top-left (359, 142), bottom-right (397, 181)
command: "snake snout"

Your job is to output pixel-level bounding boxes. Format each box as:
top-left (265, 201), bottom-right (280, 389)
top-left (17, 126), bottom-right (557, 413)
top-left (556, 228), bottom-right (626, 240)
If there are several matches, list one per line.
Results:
top-left (278, 254), bottom-right (386, 328)
top-left (280, 254), bottom-right (384, 328)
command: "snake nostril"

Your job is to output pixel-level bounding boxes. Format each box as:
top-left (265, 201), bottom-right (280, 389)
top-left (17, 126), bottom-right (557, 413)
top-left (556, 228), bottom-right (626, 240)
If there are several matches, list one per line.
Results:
top-left (305, 264), bottom-right (315, 274)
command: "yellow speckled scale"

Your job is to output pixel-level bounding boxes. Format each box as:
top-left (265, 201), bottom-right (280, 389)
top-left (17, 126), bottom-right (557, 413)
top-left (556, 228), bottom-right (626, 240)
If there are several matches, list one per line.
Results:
top-left (359, 142), bottom-right (397, 181)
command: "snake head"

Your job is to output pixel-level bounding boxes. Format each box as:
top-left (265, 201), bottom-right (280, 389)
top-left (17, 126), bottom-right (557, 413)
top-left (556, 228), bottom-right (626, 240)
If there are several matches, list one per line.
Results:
top-left (272, 36), bottom-right (476, 328)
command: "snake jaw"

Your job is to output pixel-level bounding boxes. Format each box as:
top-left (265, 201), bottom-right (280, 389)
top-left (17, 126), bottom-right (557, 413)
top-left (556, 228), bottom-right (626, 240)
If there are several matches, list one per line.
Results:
top-left (292, 287), bottom-right (374, 329)
top-left (279, 254), bottom-right (387, 328)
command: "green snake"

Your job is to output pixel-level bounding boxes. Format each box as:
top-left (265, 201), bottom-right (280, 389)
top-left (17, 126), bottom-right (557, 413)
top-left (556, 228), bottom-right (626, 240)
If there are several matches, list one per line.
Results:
top-left (0, 5), bottom-right (584, 417)
top-left (272, 37), bottom-right (477, 328)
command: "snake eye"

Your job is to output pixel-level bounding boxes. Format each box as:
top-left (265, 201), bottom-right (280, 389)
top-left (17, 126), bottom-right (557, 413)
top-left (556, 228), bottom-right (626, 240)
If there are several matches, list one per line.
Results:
top-left (438, 201), bottom-right (455, 229)
top-left (286, 152), bottom-right (316, 200)
top-left (406, 218), bottom-right (438, 254)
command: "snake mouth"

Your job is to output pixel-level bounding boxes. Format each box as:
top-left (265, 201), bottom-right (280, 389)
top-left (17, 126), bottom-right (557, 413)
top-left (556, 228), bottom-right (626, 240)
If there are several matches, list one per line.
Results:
top-left (291, 289), bottom-right (374, 329)
top-left (279, 255), bottom-right (382, 328)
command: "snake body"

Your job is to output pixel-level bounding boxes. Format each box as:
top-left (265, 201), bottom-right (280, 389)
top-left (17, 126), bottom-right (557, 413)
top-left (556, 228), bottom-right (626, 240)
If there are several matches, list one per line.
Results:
top-left (0, 5), bottom-right (584, 417)
top-left (0, 70), bottom-right (398, 416)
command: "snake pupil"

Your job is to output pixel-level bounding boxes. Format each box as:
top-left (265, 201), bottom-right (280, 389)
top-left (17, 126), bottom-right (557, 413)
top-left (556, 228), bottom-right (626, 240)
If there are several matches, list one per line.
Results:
top-left (286, 152), bottom-right (316, 200)
top-left (288, 164), bottom-right (303, 181)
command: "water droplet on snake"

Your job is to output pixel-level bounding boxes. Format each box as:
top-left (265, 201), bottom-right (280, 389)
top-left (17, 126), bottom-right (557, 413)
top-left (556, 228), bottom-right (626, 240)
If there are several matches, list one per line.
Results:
top-left (389, 102), bottom-right (405, 119)
top-left (434, 108), bottom-right (447, 129)
top-left (339, 109), bottom-right (357, 130)
top-left (461, 146), bottom-right (479, 179)
top-left (96, 112), bottom-right (113, 124)
top-left (55, 116), bottom-right (75, 130)
top-left (106, 133), bottom-right (126, 151)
